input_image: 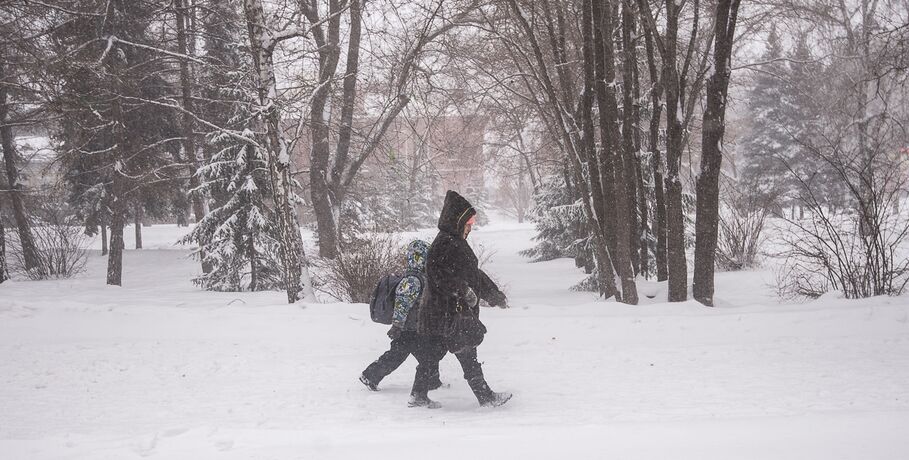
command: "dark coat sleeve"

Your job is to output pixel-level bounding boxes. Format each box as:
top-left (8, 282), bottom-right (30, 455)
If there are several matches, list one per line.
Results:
top-left (475, 269), bottom-right (505, 305)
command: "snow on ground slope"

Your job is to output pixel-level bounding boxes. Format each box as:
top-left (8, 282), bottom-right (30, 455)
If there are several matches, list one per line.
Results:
top-left (1, 218), bottom-right (908, 459)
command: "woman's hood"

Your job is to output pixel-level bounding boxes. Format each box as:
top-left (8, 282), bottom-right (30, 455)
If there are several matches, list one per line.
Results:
top-left (437, 190), bottom-right (476, 237)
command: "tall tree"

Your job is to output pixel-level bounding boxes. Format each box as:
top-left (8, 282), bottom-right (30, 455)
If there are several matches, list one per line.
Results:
top-left (500, 0), bottom-right (629, 300)
top-left (243, 0), bottom-right (314, 302)
top-left (173, 0), bottom-right (211, 273)
top-left (181, 135), bottom-right (286, 291)
top-left (639, 0), bottom-right (668, 281)
top-left (592, 0), bottom-right (638, 304)
top-left (51, 0), bottom-right (182, 286)
top-left (0, 194), bottom-right (7, 283)
top-left (0, 43), bottom-right (40, 271)
top-left (304, 0), bottom-right (478, 258)
top-left (693, 0), bottom-right (742, 306)
top-left (639, 0), bottom-right (709, 301)
top-left (620, 0), bottom-right (643, 275)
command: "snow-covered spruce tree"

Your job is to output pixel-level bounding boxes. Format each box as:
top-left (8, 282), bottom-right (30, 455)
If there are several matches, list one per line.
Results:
top-left (181, 132), bottom-right (284, 291)
top-left (521, 173), bottom-right (592, 273)
top-left (50, 0), bottom-right (182, 286)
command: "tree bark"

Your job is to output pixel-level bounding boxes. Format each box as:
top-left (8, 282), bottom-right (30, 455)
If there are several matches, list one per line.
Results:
top-left (101, 221), bottom-right (108, 256)
top-left (174, 0), bottom-right (210, 273)
top-left (0, 50), bottom-right (40, 271)
top-left (581, 0), bottom-right (613, 297)
top-left (593, 0), bottom-right (638, 304)
top-left (662, 0), bottom-right (688, 301)
top-left (244, 0), bottom-right (313, 303)
top-left (693, 0), bottom-right (741, 306)
top-left (248, 235), bottom-right (258, 292)
top-left (107, 87), bottom-right (129, 286)
top-left (305, 0), bottom-right (343, 259)
top-left (621, 0), bottom-right (642, 276)
top-left (0, 194), bottom-right (7, 283)
top-left (639, 8), bottom-right (668, 281)
top-left (107, 203), bottom-right (125, 286)
top-left (134, 204), bottom-right (143, 250)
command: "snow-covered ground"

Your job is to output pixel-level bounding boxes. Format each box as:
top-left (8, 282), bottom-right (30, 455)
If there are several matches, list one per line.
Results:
top-left (2, 217), bottom-right (909, 459)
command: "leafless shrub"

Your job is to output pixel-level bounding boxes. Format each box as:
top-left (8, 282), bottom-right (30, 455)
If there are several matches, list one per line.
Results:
top-left (716, 188), bottom-right (772, 271)
top-left (775, 122), bottom-right (909, 299)
top-left (9, 205), bottom-right (87, 281)
top-left (313, 234), bottom-right (404, 303)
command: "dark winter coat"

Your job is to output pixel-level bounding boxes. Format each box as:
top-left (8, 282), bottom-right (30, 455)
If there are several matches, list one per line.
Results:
top-left (418, 191), bottom-right (506, 337)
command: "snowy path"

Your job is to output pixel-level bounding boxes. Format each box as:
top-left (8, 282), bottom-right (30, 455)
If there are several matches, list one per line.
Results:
top-left (2, 220), bottom-right (909, 459)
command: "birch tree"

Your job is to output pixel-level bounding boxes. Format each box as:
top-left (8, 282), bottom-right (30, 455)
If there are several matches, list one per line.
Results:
top-left (243, 0), bottom-right (314, 302)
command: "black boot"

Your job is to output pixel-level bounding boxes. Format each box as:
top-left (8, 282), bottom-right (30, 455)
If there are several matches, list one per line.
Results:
top-left (408, 392), bottom-right (442, 409)
top-left (467, 377), bottom-right (511, 407)
top-left (480, 391), bottom-right (513, 407)
top-left (359, 373), bottom-right (379, 391)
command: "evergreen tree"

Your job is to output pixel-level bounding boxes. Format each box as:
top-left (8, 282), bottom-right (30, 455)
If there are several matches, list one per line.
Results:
top-left (739, 26), bottom-right (794, 205)
top-left (787, 33), bottom-right (843, 208)
top-left (739, 28), bottom-right (840, 212)
top-left (521, 173), bottom-right (591, 267)
top-left (50, 0), bottom-right (182, 285)
top-left (181, 131), bottom-right (284, 291)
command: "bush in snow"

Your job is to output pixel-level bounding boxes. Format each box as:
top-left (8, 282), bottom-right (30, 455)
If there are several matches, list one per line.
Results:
top-left (181, 135), bottom-right (285, 292)
top-left (716, 187), bottom-right (772, 271)
top-left (314, 234), bottom-right (403, 303)
top-left (773, 114), bottom-right (909, 299)
top-left (8, 198), bottom-right (87, 280)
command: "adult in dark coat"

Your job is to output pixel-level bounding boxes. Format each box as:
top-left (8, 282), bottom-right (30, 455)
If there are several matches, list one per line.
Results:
top-left (409, 190), bottom-right (512, 408)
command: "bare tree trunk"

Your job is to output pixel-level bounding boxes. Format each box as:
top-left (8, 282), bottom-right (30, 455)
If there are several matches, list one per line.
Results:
top-left (0, 51), bottom-right (39, 271)
top-left (590, 13), bottom-right (618, 259)
top-left (639, 10), bottom-right (668, 280)
top-left (248, 235), bottom-right (258, 291)
top-left (593, 0), bottom-right (638, 304)
top-left (331, 0), bottom-right (362, 200)
top-left (107, 203), bottom-right (125, 286)
top-left (630, 28), bottom-right (650, 279)
top-left (305, 0), bottom-right (343, 259)
top-left (134, 204), bottom-right (143, 250)
top-left (107, 89), bottom-right (129, 286)
top-left (580, 0), bottom-right (613, 297)
top-left (101, 221), bottom-right (108, 256)
top-left (244, 0), bottom-right (313, 303)
top-left (636, 153), bottom-right (650, 277)
top-left (621, 0), bottom-right (642, 276)
top-left (0, 195), bottom-right (7, 283)
top-left (693, 0), bottom-right (741, 307)
top-left (662, 0), bottom-right (688, 302)
top-left (174, 0), bottom-right (210, 273)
